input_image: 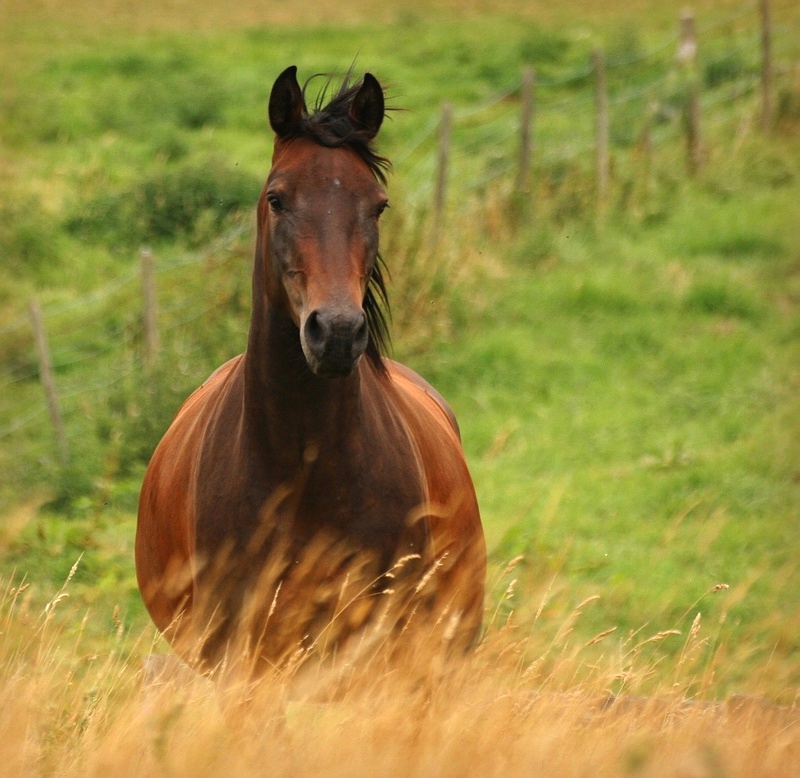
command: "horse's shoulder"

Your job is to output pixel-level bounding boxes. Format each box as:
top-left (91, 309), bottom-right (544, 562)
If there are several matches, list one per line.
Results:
top-left (145, 355), bottom-right (244, 479)
top-left (172, 355), bottom-right (243, 419)
top-left (204, 354), bottom-right (244, 385)
top-left (385, 359), bottom-right (461, 442)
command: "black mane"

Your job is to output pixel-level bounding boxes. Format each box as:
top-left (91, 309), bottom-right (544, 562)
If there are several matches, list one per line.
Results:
top-left (363, 253), bottom-right (391, 365)
top-left (300, 73), bottom-right (391, 185)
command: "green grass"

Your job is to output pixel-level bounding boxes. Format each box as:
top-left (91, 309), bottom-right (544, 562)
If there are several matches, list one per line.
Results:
top-left (406, 175), bottom-right (800, 694)
top-left (1, 0), bottom-right (799, 703)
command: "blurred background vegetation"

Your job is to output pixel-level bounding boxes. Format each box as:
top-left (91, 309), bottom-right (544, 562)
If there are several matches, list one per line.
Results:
top-left (0, 0), bottom-right (798, 701)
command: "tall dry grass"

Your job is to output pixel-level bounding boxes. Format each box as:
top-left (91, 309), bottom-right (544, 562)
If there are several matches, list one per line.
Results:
top-left (1, 561), bottom-right (797, 777)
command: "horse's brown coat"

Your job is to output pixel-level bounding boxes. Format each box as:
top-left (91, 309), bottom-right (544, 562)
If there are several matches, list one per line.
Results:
top-left (135, 67), bottom-right (486, 672)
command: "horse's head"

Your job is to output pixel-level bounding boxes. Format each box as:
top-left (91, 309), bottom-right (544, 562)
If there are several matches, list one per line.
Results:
top-left (258, 66), bottom-right (390, 378)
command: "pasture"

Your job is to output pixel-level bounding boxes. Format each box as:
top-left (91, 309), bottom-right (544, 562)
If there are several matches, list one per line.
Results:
top-left (1, 0), bottom-right (799, 773)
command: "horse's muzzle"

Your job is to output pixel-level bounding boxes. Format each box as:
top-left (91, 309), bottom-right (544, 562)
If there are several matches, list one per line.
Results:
top-left (301, 307), bottom-right (369, 377)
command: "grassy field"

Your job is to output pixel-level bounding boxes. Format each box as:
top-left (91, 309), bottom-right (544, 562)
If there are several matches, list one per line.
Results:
top-left (1, 0), bottom-right (799, 772)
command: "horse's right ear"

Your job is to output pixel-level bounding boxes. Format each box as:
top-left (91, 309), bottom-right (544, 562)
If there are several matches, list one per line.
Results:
top-left (269, 66), bottom-right (305, 139)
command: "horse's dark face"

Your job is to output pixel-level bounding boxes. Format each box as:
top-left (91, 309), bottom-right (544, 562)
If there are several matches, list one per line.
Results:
top-left (260, 68), bottom-right (388, 378)
top-left (262, 141), bottom-right (388, 377)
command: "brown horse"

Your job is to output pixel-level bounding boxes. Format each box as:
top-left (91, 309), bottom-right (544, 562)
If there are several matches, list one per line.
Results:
top-left (135, 66), bottom-right (486, 675)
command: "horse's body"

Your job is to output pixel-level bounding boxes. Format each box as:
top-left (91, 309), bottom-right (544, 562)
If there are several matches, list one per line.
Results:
top-left (135, 67), bottom-right (485, 673)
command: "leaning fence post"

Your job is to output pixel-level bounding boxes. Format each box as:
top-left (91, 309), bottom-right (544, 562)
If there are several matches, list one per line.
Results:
top-left (759, 0), bottom-right (773, 132)
top-left (592, 49), bottom-right (610, 207)
top-left (516, 66), bottom-right (536, 195)
top-left (678, 9), bottom-right (703, 175)
top-left (433, 101), bottom-right (453, 231)
top-left (29, 299), bottom-right (69, 468)
top-left (140, 247), bottom-right (159, 367)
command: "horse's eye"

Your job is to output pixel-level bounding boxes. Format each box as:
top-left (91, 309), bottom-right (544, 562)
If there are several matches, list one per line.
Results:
top-left (376, 202), bottom-right (389, 219)
top-left (267, 193), bottom-right (284, 213)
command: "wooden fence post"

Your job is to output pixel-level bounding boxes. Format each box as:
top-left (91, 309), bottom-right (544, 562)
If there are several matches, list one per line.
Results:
top-left (760, 0), bottom-right (773, 132)
top-left (516, 66), bottom-right (535, 195)
top-left (29, 299), bottom-right (69, 468)
top-left (433, 101), bottom-right (453, 229)
top-left (642, 101), bottom-right (656, 196)
top-left (678, 9), bottom-right (703, 175)
top-left (140, 247), bottom-right (159, 367)
top-left (634, 102), bottom-right (657, 212)
top-left (592, 49), bottom-right (610, 207)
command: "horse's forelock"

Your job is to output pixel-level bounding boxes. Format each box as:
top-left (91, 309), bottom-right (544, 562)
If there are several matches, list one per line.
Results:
top-left (299, 73), bottom-right (391, 184)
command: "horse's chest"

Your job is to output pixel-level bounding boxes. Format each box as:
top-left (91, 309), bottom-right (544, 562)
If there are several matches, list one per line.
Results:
top-left (301, 457), bottom-right (427, 548)
top-left (194, 430), bottom-right (428, 568)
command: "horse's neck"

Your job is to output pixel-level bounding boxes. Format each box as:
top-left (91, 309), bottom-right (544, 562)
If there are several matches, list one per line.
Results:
top-left (243, 305), bottom-right (363, 458)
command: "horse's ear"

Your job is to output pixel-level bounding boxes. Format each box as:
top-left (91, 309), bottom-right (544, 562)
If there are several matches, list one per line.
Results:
top-left (269, 65), bottom-right (305, 139)
top-left (349, 73), bottom-right (384, 139)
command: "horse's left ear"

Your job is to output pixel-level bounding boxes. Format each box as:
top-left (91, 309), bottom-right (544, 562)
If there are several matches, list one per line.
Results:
top-left (349, 73), bottom-right (384, 139)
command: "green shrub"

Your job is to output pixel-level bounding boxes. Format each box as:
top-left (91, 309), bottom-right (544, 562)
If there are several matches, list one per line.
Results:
top-left (67, 158), bottom-right (260, 247)
top-left (41, 49), bottom-right (230, 137)
top-left (704, 52), bottom-right (747, 89)
top-left (0, 197), bottom-right (62, 279)
top-left (518, 28), bottom-right (571, 66)
top-left (683, 282), bottom-right (763, 320)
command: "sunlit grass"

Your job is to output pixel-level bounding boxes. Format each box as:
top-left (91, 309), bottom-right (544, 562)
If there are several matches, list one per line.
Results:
top-left (1, 564), bottom-right (797, 777)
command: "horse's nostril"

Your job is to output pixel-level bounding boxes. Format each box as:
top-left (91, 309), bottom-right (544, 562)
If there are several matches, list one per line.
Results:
top-left (304, 310), bottom-right (327, 351)
top-left (353, 313), bottom-right (369, 351)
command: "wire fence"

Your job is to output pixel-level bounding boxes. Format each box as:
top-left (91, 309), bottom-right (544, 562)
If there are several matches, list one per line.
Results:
top-left (1, 0), bottom-right (797, 509)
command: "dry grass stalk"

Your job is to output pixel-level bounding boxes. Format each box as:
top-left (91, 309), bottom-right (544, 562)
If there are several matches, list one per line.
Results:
top-left (1, 566), bottom-right (797, 777)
